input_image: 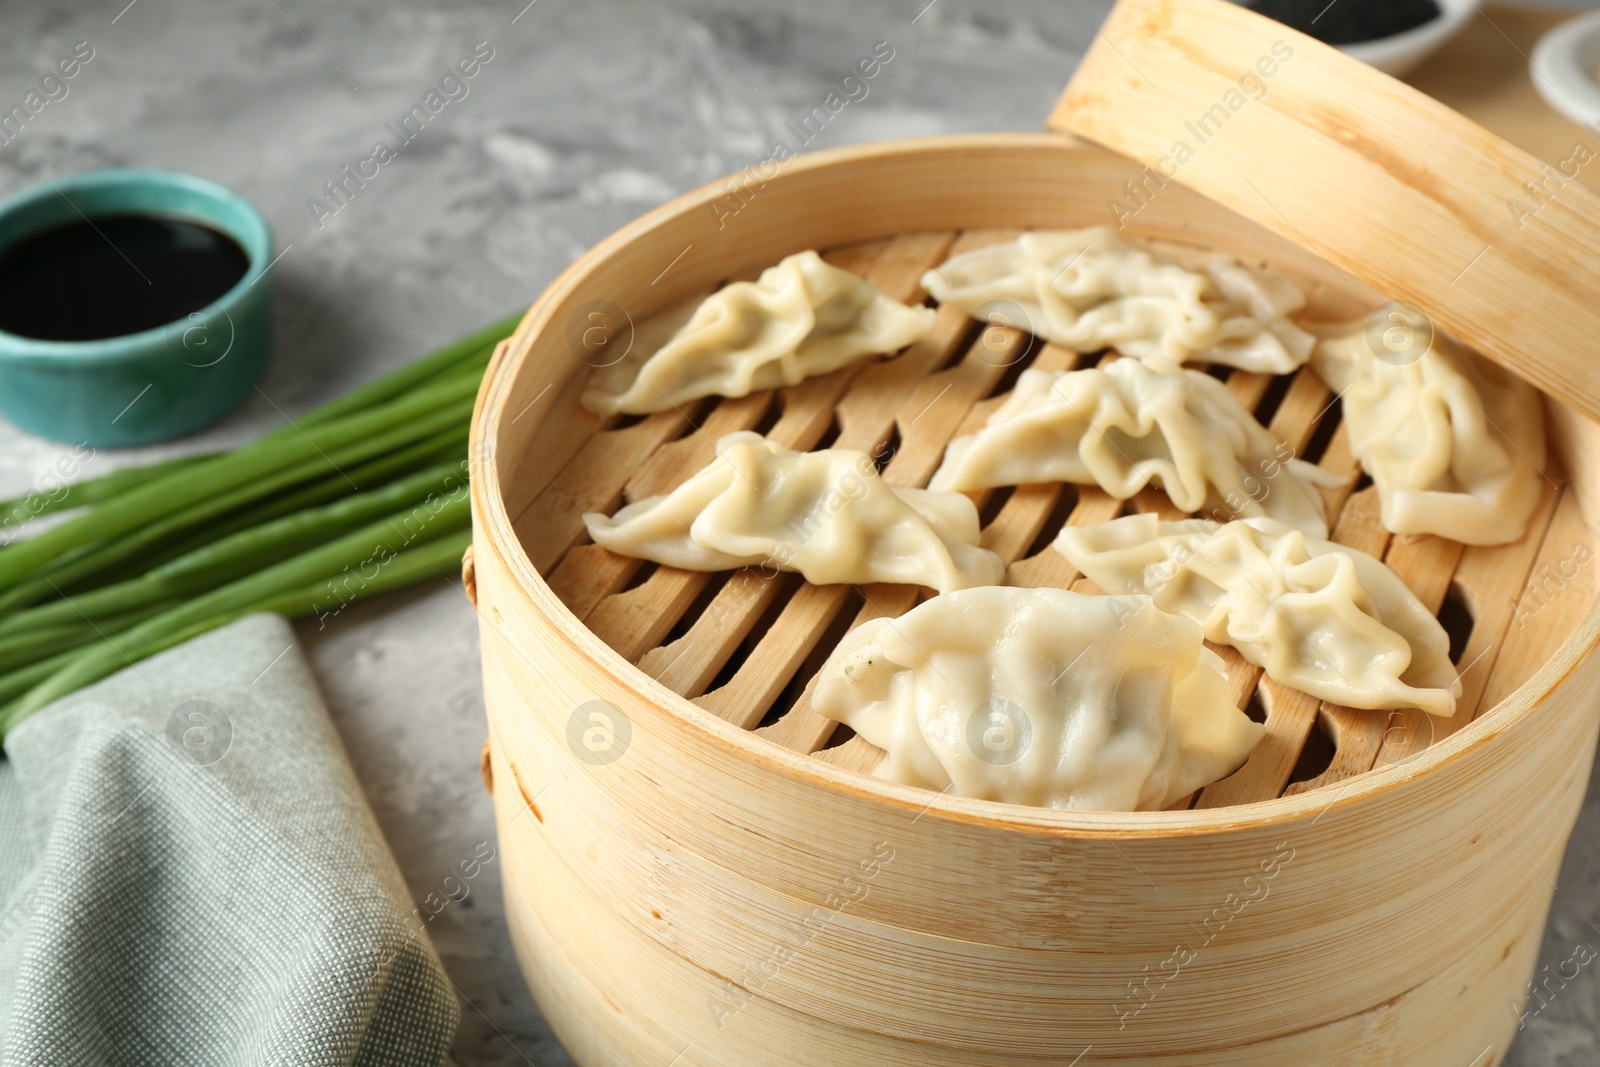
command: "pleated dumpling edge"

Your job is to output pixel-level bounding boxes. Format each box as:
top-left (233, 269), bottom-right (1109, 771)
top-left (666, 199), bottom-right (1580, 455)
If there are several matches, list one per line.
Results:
top-left (583, 431), bottom-right (1004, 594)
top-left (920, 227), bottom-right (1314, 374)
top-left (581, 250), bottom-right (936, 416)
top-left (1055, 513), bottom-right (1462, 718)
top-left (929, 361), bottom-right (1344, 537)
top-left (1310, 324), bottom-right (1546, 546)
top-left (813, 586), bottom-right (1264, 811)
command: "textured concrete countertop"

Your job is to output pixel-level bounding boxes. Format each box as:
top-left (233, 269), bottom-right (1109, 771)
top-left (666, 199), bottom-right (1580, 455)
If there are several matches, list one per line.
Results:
top-left (1, 0), bottom-right (1597, 1063)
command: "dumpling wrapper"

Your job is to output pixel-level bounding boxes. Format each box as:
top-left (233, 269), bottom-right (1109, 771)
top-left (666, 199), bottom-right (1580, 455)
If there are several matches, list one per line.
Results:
top-left (930, 361), bottom-right (1342, 537)
top-left (921, 227), bottom-right (1314, 373)
top-left (1055, 514), bottom-right (1462, 717)
top-left (583, 431), bottom-right (1004, 594)
top-left (813, 586), bottom-right (1263, 811)
top-left (1311, 325), bottom-right (1546, 546)
top-left (581, 250), bottom-right (936, 416)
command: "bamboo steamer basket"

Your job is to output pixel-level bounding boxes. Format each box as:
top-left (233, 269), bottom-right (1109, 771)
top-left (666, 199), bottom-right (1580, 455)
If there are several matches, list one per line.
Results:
top-left (466, 2), bottom-right (1600, 1063)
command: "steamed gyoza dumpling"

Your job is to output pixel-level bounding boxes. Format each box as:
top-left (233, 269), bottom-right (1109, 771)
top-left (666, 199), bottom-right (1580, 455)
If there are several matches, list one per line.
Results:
top-left (812, 587), bottom-right (1263, 811)
top-left (921, 228), bottom-right (1314, 373)
top-left (930, 361), bottom-right (1342, 536)
top-left (581, 250), bottom-right (936, 416)
top-left (1055, 514), bottom-right (1462, 717)
top-left (583, 431), bottom-right (1004, 593)
top-left (1311, 324), bottom-right (1546, 546)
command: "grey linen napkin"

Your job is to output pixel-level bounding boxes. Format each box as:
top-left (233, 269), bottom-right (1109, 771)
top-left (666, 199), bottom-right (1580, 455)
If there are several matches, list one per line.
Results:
top-left (0, 614), bottom-right (458, 1065)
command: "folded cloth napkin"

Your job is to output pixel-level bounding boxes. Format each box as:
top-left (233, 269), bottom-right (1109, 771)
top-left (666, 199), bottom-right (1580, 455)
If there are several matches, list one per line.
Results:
top-left (0, 614), bottom-right (458, 1065)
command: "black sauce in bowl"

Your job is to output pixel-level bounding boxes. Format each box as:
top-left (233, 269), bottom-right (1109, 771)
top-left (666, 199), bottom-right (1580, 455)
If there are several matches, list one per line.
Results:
top-left (1246, 0), bottom-right (1442, 46)
top-left (0, 214), bottom-right (250, 342)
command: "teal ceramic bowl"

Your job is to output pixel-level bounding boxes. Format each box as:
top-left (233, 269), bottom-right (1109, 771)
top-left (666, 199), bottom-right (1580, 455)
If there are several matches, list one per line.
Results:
top-left (0, 169), bottom-right (273, 447)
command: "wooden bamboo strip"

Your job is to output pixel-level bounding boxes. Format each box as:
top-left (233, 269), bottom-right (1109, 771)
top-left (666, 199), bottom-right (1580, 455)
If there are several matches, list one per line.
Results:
top-left (1195, 679), bottom-right (1322, 810)
top-left (1264, 366), bottom-right (1331, 451)
top-left (877, 345), bottom-right (1024, 483)
top-left (757, 584), bottom-right (921, 753)
top-left (546, 393), bottom-right (773, 618)
top-left (1314, 423), bottom-right (1361, 520)
top-left (693, 579), bottom-right (857, 726)
top-left (1359, 533), bottom-right (1462, 630)
top-left (1286, 719), bottom-right (1386, 800)
top-left (1425, 479), bottom-right (1564, 731)
top-left (811, 731), bottom-right (884, 772)
top-left (590, 570), bottom-right (726, 665)
top-left (830, 229), bottom-right (1015, 445)
top-left (1132, 484), bottom-right (1186, 521)
top-left (980, 485), bottom-right (1069, 562)
top-left (544, 546), bottom-right (649, 627)
top-left (1216, 644), bottom-right (1262, 712)
top-left (501, 371), bottom-right (601, 524)
top-left (1329, 485), bottom-right (1391, 560)
top-left (1227, 368), bottom-right (1272, 411)
top-left (644, 570), bottom-right (791, 698)
top-left (514, 410), bottom-right (693, 573)
top-left (584, 567), bottom-right (712, 659)
top-left (1479, 486), bottom-right (1600, 711)
top-left (1005, 490), bottom-right (1123, 590)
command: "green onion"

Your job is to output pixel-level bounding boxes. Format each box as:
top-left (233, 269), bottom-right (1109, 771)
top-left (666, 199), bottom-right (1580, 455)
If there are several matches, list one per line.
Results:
top-left (0, 621), bottom-right (108, 675)
top-left (288, 312), bottom-right (518, 429)
top-left (0, 387), bottom-right (478, 607)
top-left (137, 425), bottom-right (468, 576)
top-left (0, 452), bottom-right (218, 533)
top-left (0, 458), bottom-right (466, 636)
top-left (0, 603), bottom-right (174, 708)
top-left (0, 315), bottom-right (516, 740)
top-left (9, 498), bottom-right (468, 719)
top-left (0, 373), bottom-right (480, 591)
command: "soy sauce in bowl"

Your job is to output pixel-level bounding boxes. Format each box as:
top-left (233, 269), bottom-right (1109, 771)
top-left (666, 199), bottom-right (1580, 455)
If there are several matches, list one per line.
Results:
top-left (0, 214), bottom-right (250, 342)
top-left (1245, 0), bottom-right (1442, 44)
top-left (0, 168), bottom-right (273, 446)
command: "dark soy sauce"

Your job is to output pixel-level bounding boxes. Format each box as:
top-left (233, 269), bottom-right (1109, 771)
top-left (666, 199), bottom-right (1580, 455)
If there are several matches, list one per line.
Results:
top-left (0, 214), bottom-right (250, 342)
top-left (1246, 0), bottom-right (1440, 45)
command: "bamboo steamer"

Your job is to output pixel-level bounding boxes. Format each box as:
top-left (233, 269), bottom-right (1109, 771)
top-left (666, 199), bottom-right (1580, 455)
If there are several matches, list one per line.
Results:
top-left (466, 4), bottom-right (1600, 1063)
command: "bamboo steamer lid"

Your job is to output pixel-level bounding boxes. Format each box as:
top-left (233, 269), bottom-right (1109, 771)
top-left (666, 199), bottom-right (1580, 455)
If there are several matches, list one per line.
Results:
top-left (1051, 0), bottom-right (1600, 425)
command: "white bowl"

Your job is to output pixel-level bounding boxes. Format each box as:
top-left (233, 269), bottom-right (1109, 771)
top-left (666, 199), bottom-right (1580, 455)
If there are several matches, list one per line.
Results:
top-left (1531, 9), bottom-right (1600, 126)
top-left (1336, 0), bottom-right (1477, 77)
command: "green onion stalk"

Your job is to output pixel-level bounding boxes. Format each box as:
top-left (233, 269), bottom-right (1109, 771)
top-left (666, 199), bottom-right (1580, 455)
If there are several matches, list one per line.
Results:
top-left (0, 311), bottom-right (521, 740)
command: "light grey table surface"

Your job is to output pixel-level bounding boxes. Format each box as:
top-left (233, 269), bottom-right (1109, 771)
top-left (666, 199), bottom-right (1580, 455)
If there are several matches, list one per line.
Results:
top-left (1, 1), bottom-right (1598, 1064)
